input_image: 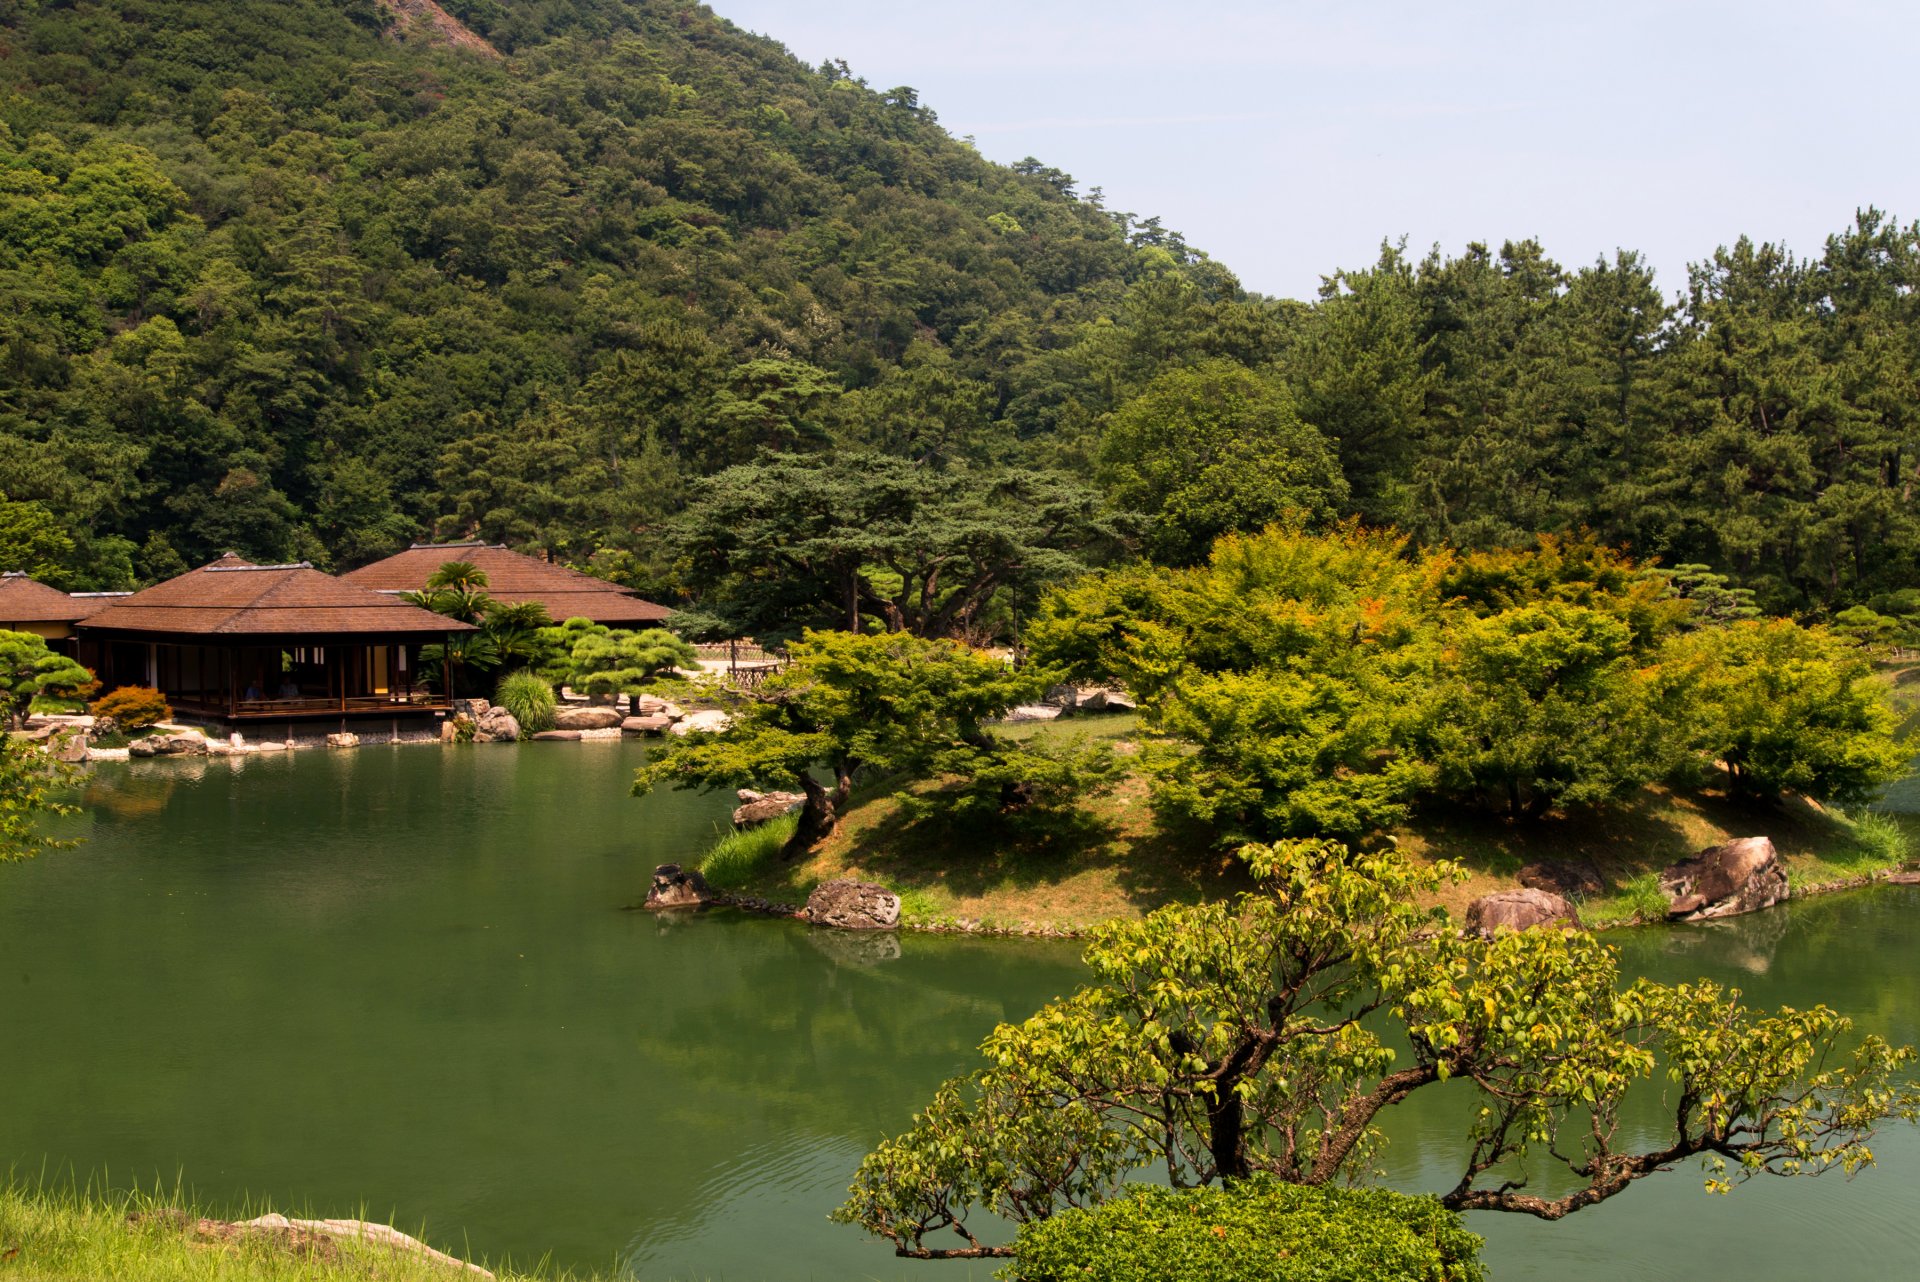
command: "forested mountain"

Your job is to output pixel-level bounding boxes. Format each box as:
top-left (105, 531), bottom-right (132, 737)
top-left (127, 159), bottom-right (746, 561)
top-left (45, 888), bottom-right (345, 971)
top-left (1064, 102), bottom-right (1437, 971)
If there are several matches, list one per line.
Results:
top-left (0, 0), bottom-right (1214, 590)
top-left (3, 0), bottom-right (1917, 624)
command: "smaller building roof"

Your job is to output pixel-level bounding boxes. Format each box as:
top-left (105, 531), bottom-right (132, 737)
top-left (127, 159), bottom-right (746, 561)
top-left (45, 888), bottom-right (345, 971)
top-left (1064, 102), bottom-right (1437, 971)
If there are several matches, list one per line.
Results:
top-left (342, 542), bottom-right (674, 625)
top-left (76, 558), bottom-right (477, 637)
top-left (0, 571), bottom-right (91, 625)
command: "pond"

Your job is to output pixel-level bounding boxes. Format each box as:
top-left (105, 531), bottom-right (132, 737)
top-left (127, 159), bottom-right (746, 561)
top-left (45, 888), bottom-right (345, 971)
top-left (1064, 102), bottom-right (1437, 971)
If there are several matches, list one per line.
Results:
top-left (1, 743), bottom-right (1917, 1279)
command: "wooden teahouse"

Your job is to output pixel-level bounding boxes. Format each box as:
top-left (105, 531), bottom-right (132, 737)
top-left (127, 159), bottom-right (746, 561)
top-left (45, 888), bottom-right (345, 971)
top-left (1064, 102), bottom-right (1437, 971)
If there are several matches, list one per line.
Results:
top-left (342, 542), bottom-right (673, 627)
top-left (74, 555), bottom-right (475, 724)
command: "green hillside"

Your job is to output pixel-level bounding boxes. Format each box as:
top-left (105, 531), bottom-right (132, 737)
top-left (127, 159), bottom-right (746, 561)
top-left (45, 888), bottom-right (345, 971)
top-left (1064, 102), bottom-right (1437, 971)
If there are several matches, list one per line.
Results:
top-left (4, 0), bottom-right (1918, 627)
top-left (0, 0), bottom-right (1211, 590)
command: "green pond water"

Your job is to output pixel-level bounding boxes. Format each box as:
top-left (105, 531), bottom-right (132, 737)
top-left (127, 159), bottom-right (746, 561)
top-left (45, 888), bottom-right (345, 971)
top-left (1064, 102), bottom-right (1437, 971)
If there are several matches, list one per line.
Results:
top-left (1, 742), bottom-right (1917, 1280)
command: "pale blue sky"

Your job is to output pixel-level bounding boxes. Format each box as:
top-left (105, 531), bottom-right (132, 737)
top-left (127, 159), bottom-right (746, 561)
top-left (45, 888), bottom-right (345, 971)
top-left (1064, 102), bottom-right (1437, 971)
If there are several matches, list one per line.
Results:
top-left (715, 0), bottom-right (1918, 300)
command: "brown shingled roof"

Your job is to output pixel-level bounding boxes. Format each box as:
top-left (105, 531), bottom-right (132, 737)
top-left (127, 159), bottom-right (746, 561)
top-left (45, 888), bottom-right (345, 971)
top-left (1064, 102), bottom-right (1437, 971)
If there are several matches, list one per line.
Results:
top-left (76, 559), bottom-right (477, 637)
top-left (0, 572), bottom-right (91, 625)
top-left (341, 542), bottom-right (674, 625)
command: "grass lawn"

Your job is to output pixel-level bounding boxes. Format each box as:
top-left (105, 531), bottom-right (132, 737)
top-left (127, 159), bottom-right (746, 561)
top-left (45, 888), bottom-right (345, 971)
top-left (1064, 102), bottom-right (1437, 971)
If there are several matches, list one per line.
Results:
top-left (701, 708), bottom-right (1915, 934)
top-left (0, 1183), bottom-right (583, 1282)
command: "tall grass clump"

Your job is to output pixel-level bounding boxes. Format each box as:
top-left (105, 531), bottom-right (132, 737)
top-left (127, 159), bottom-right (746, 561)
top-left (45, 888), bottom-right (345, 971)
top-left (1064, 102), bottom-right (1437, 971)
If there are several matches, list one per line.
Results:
top-left (494, 670), bottom-right (557, 734)
top-left (1844, 808), bottom-right (1911, 868)
top-left (698, 814), bottom-right (796, 890)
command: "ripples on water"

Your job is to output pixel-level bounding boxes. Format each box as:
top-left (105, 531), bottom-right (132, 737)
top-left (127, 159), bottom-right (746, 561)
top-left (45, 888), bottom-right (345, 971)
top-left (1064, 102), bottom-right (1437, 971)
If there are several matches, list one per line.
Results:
top-left (2, 745), bottom-right (1918, 1280)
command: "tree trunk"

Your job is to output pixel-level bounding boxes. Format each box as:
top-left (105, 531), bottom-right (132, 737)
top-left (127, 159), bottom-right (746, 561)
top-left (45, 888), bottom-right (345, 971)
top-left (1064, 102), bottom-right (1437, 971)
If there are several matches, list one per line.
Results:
top-left (1207, 1087), bottom-right (1249, 1180)
top-left (782, 765), bottom-right (855, 860)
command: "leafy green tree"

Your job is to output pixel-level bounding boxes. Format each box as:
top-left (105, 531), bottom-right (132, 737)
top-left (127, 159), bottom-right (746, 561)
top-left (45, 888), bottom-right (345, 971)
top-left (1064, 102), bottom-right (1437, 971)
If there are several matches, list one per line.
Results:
top-left (674, 452), bottom-right (1122, 642)
top-left (1097, 361), bottom-right (1349, 565)
top-left (1659, 563), bottom-right (1762, 628)
top-left (636, 631), bottom-right (1049, 855)
top-left (1662, 620), bottom-right (1910, 803)
top-left (835, 840), bottom-right (1920, 1260)
top-left (0, 499), bottom-right (77, 585)
top-left (0, 733), bottom-right (78, 863)
top-left (1425, 603), bottom-right (1679, 817)
top-left (565, 625), bottom-right (696, 700)
top-left (0, 630), bottom-right (94, 729)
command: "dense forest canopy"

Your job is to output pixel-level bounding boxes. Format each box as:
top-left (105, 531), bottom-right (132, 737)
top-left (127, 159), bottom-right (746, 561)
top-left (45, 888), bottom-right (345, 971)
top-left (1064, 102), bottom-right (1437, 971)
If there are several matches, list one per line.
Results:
top-left (2, 0), bottom-right (1917, 624)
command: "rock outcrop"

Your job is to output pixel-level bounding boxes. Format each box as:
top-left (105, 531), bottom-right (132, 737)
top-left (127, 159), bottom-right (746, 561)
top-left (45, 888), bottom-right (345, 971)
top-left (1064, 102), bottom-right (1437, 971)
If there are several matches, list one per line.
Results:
top-left (325, 732), bottom-right (360, 750)
top-left (473, 706), bottom-right (520, 742)
top-left (553, 705), bottom-right (624, 731)
top-left (644, 863), bottom-right (713, 910)
top-left (50, 731), bottom-right (89, 763)
top-left (805, 879), bottom-right (902, 930)
top-left (1465, 888), bottom-right (1578, 939)
top-left (733, 789), bottom-right (805, 828)
top-left (1659, 836), bottom-right (1788, 922)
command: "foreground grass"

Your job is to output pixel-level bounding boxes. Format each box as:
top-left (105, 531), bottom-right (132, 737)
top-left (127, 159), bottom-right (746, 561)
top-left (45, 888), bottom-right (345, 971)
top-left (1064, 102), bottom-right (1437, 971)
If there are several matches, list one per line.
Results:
top-left (0, 1183), bottom-right (592, 1282)
top-left (696, 713), bottom-right (1917, 934)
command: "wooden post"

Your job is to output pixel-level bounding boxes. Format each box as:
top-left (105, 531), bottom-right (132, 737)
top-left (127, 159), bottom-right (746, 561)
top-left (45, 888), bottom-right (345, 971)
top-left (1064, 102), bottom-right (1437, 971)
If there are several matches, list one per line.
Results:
top-left (442, 633), bottom-right (453, 706)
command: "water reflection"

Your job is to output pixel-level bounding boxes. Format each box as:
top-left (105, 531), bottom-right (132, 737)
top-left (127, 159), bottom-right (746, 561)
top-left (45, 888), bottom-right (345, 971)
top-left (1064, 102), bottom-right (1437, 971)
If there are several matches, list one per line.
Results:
top-left (4, 749), bottom-right (1918, 1281)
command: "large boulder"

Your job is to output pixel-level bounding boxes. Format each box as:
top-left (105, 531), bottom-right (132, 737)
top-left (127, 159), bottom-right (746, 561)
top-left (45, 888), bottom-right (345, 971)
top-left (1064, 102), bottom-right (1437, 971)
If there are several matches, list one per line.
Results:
top-left (668, 709), bottom-right (732, 736)
top-left (1659, 837), bottom-right (1788, 922)
top-left (644, 863), bottom-right (713, 910)
top-left (553, 705), bottom-right (624, 731)
top-left (473, 707), bottom-right (520, 742)
top-left (325, 732), bottom-right (361, 750)
top-left (1465, 888), bottom-right (1578, 939)
top-left (532, 729), bottom-right (581, 742)
top-left (733, 789), bottom-right (805, 828)
top-left (130, 731), bottom-right (209, 758)
top-left (622, 715), bottom-right (672, 734)
top-left (50, 731), bottom-right (89, 764)
top-left (805, 879), bottom-right (902, 930)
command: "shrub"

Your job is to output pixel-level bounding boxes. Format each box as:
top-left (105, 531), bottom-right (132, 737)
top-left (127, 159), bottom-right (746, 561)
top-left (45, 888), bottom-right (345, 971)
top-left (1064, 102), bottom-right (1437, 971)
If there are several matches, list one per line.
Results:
top-left (89, 685), bottom-right (170, 730)
top-left (1010, 1181), bottom-right (1484, 1282)
top-left (494, 669), bottom-right (556, 734)
top-left (698, 814), bottom-right (795, 890)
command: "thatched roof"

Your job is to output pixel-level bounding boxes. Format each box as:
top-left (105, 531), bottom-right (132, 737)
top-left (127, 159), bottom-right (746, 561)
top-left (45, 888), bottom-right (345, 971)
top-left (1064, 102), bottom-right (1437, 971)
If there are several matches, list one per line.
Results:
top-left (342, 542), bottom-right (673, 625)
top-left (76, 556), bottom-right (476, 637)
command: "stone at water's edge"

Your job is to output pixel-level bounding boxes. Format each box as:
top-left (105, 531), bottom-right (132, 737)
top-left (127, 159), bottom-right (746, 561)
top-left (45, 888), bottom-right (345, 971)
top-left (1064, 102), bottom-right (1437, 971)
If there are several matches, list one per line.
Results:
top-left (805, 879), bottom-right (902, 930)
top-left (473, 706), bottom-right (520, 742)
top-left (1660, 836), bottom-right (1788, 921)
top-left (733, 789), bottom-right (805, 828)
top-left (325, 732), bottom-right (360, 750)
top-left (130, 731), bottom-right (209, 758)
top-left (532, 729), bottom-right (581, 741)
top-left (553, 705), bottom-right (624, 731)
top-left (644, 863), bottom-right (713, 910)
top-left (1465, 888), bottom-right (1578, 939)
top-left (622, 714), bottom-right (672, 733)
top-left (51, 731), bottom-right (89, 764)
